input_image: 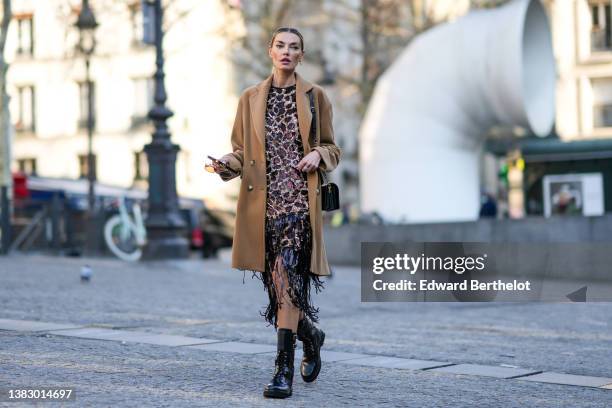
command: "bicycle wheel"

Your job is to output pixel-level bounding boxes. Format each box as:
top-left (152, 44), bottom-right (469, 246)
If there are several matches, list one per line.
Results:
top-left (104, 215), bottom-right (142, 261)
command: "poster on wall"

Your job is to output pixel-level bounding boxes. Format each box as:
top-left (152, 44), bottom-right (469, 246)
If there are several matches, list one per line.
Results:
top-left (542, 173), bottom-right (604, 217)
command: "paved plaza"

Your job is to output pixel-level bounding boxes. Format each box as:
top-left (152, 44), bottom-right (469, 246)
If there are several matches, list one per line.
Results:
top-left (0, 254), bottom-right (611, 407)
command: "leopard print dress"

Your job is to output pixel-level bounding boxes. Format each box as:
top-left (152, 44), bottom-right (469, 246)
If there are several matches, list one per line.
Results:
top-left (255, 83), bottom-right (323, 328)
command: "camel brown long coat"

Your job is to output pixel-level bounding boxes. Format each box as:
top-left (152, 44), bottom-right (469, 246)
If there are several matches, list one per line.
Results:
top-left (220, 72), bottom-right (341, 276)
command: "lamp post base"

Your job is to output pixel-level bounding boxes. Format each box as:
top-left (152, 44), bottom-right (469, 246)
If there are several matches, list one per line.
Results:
top-left (143, 141), bottom-right (189, 260)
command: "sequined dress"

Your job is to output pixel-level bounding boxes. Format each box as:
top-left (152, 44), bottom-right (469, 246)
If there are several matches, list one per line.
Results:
top-left (255, 84), bottom-right (323, 328)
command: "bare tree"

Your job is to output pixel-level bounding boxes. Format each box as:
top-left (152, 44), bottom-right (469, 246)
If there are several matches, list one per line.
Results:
top-left (356, 0), bottom-right (415, 112)
top-left (218, 0), bottom-right (422, 110)
top-left (323, 0), bottom-right (511, 112)
top-left (470, 0), bottom-right (511, 8)
top-left (218, 0), bottom-right (324, 87)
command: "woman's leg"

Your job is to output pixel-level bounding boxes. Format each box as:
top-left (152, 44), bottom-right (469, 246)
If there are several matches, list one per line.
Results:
top-left (273, 255), bottom-right (301, 332)
top-left (263, 256), bottom-right (299, 398)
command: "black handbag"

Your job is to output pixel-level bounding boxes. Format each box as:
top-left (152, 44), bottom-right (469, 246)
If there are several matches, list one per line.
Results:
top-left (308, 90), bottom-right (340, 211)
top-left (319, 170), bottom-right (340, 211)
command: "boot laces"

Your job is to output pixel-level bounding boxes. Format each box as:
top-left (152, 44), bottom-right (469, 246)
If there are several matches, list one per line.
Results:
top-left (274, 349), bottom-right (293, 376)
top-left (303, 335), bottom-right (316, 358)
top-left (276, 350), bottom-right (289, 367)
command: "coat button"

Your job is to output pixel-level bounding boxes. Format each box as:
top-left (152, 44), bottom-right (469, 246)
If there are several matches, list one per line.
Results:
top-left (316, 188), bottom-right (320, 194)
top-left (248, 185), bottom-right (253, 191)
top-left (250, 160), bottom-right (255, 165)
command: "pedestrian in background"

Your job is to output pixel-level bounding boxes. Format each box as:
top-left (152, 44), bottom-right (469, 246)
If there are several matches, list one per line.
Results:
top-left (479, 191), bottom-right (498, 218)
top-left (209, 26), bottom-right (341, 398)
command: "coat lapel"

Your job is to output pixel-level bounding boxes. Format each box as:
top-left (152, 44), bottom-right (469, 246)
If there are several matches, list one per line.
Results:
top-left (249, 74), bottom-right (274, 147)
top-left (249, 72), bottom-right (314, 149)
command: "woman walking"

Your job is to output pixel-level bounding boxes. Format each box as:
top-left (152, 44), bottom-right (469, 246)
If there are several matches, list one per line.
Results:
top-left (210, 27), bottom-right (340, 398)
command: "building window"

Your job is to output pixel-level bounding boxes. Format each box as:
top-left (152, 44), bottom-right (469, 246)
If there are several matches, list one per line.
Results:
top-left (17, 158), bottom-right (37, 175)
top-left (129, 1), bottom-right (155, 45)
top-left (132, 77), bottom-right (154, 127)
top-left (78, 154), bottom-right (97, 179)
top-left (134, 150), bottom-right (148, 181)
top-left (15, 14), bottom-right (34, 55)
top-left (590, 1), bottom-right (612, 51)
top-left (15, 85), bottom-right (35, 132)
top-left (78, 81), bottom-right (96, 129)
top-left (592, 77), bottom-right (612, 127)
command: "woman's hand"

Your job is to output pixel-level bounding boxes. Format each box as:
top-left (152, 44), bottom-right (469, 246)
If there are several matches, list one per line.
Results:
top-left (296, 151), bottom-right (321, 173)
top-left (206, 157), bottom-right (239, 181)
top-left (211, 160), bottom-right (230, 174)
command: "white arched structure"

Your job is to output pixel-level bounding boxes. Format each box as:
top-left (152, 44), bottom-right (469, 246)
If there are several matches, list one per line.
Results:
top-left (359, 0), bottom-right (555, 223)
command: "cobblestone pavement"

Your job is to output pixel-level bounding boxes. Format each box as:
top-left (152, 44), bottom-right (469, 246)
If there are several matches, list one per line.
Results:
top-left (0, 254), bottom-right (611, 407)
top-left (1, 330), bottom-right (609, 408)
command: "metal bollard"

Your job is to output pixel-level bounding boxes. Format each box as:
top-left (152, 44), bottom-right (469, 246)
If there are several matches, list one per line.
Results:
top-left (0, 185), bottom-right (11, 255)
top-left (50, 192), bottom-right (62, 251)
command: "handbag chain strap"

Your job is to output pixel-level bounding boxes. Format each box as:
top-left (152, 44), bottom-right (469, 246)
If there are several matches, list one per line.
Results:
top-left (308, 89), bottom-right (329, 185)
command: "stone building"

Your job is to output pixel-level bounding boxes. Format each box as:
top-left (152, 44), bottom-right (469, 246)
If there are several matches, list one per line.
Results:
top-left (7, 0), bottom-right (241, 209)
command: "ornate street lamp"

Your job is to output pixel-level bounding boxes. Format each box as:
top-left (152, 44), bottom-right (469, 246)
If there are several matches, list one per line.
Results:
top-left (75, 0), bottom-right (98, 213)
top-left (142, 0), bottom-right (188, 258)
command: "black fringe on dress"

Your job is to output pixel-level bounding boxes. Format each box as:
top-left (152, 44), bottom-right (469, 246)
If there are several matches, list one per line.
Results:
top-left (248, 212), bottom-right (324, 329)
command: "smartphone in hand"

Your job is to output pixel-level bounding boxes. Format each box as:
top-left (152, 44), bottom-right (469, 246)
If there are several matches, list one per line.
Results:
top-left (205, 155), bottom-right (239, 176)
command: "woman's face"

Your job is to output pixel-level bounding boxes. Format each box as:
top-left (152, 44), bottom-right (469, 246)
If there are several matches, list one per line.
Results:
top-left (268, 32), bottom-right (303, 73)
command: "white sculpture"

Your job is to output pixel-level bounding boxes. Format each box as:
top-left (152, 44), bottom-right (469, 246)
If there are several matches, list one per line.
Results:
top-left (360, 0), bottom-right (555, 223)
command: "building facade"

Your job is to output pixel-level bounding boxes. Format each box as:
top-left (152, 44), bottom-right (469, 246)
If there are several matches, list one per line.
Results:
top-left (7, 0), bottom-right (242, 209)
top-left (552, 0), bottom-right (612, 140)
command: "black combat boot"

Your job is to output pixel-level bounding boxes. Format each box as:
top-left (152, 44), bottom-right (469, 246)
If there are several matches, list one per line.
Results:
top-left (297, 317), bottom-right (325, 382)
top-left (263, 328), bottom-right (296, 398)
